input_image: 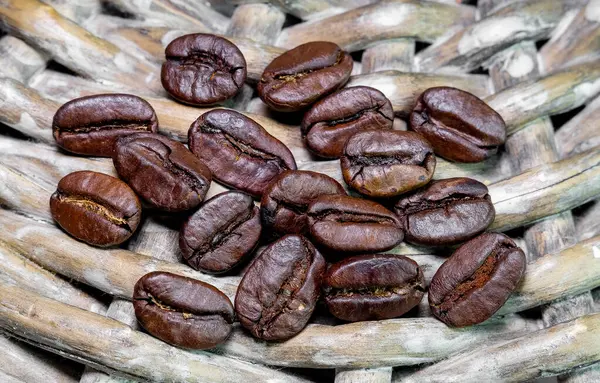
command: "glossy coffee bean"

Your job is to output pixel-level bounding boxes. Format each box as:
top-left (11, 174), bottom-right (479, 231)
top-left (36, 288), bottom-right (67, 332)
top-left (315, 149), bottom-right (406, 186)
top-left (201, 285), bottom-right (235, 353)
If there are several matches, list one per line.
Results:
top-left (323, 254), bottom-right (424, 322)
top-left (261, 170), bottom-right (346, 237)
top-left (428, 233), bottom-right (526, 327)
top-left (409, 87), bottom-right (506, 163)
top-left (133, 272), bottom-right (234, 349)
top-left (161, 33), bottom-right (247, 105)
top-left (307, 194), bottom-right (403, 253)
top-left (49, 171), bottom-right (141, 247)
top-left (180, 191), bottom-right (261, 274)
top-left (341, 130), bottom-right (436, 198)
top-left (53, 94), bottom-right (158, 157)
top-left (301, 86), bottom-right (394, 158)
top-left (189, 109), bottom-right (296, 197)
top-left (258, 41), bottom-right (353, 112)
top-left (235, 235), bottom-right (326, 340)
top-left (394, 177), bottom-right (495, 246)
top-left (113, 133), bottom-right (211, 212)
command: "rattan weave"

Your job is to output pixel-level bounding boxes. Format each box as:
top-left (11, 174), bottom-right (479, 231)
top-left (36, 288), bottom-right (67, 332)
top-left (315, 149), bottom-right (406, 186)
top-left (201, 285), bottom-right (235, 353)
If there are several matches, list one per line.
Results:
top-left (0, 0), bottom-right (598, 382)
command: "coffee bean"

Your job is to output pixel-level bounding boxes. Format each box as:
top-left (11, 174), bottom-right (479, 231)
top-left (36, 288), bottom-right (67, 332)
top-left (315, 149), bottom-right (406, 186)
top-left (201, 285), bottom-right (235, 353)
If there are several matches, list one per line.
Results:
top-left (341, 130), bottom-right (436, 198)
top-left (161, 33), bottom-right (247, 105)
top-left (258, 41), bottom-right (353, 112)
top-left (235, 235), bottom-right (326, 340)
top-left (301, 86), bottom-right (394, 158)
top-left (307, 194), bottom-right (403, 253)
top-left (394, 177), bottom-right (495, 246)
top-left (53, 94), bottom-right (158, 157)
top-left (180, 191), bottom-right (261, 274)
top-left (323, 254), bottom-right (425, 322)
top-left (428, 232), bottom-right (526, 327)
top-left (261, 170), bottom-right (346, 237)
top-left (49, 171), bottom-right (141, 247)
top-left (133, 271), bottom-right (234, 349)
top-left (188, 109), bottom-right (296, 197)
top-left (113, 133), bottom-right (211, 212)
top-left (409, 87), bottom-right (506, 163)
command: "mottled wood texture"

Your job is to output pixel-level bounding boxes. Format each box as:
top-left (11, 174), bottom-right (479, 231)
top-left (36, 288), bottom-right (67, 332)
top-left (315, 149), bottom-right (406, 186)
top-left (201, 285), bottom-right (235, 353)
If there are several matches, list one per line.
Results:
top-left (41, 0), bottom-right (100, 23)
top-left (227, 3), bottom-right (285, 45)
top-left (361, 39), bottom-right (414, 73)
top-left (0, 36), bottom-right (47, 83)
top-left (335, 368), bottom-right (392, 383)
top-left (0, 0), bottom-right (163, 94)
top-left (276, 0), bottom-right (476, 51)
top-left (399, 313), bottom-right (600, 382)
top-left (0, 283), bottom-right (312, 383)
top-left (415, 0), bottom-right (585, 73)
top-left (0, 335), bottom-right (82, 383)
top-left (485, 60), bottom-right (600, 134)
top-left (107, 0), bottom-right (227, 33)
top-left (224, 0), bottom-right (374, 21)
top-left (556, 95), bottom-right (600, 158)
top-left (540, 0), bottom-right (600, 73)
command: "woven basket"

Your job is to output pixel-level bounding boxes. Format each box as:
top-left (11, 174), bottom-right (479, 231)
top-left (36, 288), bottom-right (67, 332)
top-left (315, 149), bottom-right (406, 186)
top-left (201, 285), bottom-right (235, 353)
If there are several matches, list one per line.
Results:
top-left (0, 0), bottom-right (598, 382)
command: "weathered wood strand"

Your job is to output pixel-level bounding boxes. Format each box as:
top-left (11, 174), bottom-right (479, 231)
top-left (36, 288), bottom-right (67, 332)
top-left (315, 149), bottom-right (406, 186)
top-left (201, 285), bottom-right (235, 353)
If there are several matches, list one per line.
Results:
top-left (0, 283), bottom-right (311, 383)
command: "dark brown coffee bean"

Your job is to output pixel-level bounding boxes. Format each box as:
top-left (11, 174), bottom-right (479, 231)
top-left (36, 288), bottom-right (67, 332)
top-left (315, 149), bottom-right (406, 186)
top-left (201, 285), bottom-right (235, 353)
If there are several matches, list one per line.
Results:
top-left (428, 232), bottom-right (526, 327)
top-left (235, 235), bottom-right (326, 340)
top-left (301, 86), bottom-right (394, 158)
top-left (180, 191), bottom-right (261, 274)
top-left (49, 171), bottom-right (141, 247)
top-left (133, 271), bottom-right (234, 349)
top-left (161, 33), bottom-right (247, 105)
top-left (307, 194), bottom-right (403, 253)
top-left (394, 177), bottom-right (495, 246)
top-left (188, 109), bottom-right (296, 197)
top-left (409, 87), bottom-right (506, 163)
top-left (323, 254), bottom-right (424, 322)
top-left (261, 170), bottom-right (346, 237)
top-left (341, 130), bottom-right (436, 198)
top-left (53, 94), bottom-right (158, 157)
top-left (258, 41), bottom-right (353, 112)
top-left (113, 133), bottom-right (211, 212)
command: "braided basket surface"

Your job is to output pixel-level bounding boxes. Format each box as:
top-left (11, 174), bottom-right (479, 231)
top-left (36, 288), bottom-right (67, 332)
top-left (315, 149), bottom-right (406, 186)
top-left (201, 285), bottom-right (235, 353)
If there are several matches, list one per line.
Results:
top-left (0, 0), bottom-right (598, 382)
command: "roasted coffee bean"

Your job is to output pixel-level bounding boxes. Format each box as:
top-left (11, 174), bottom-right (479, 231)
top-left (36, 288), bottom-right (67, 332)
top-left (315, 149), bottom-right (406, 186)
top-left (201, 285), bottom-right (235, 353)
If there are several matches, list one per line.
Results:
top-left (409, 87), bottom-right (506, 163)
top-left (161, 33), bottom-right (247, 105)
top-left (301, 86), bottom-right (394, 158)
top-left (180, 191), bottom-right (261, 274)
top-left (53, 94), bottom-right (158, 157)
top-left (189, 109), bottom-right (296, 197)
top-left (113, 133), bottom-right (211, 212)
top-left (258, 41), bottom-right (353, 112)
top-left (307, 194), bottom-right (403, 253)
top-left (341, 130), bottom-right (436, 198)
top-left (133, 272), bottom-right (234, 349)
top-left (394, 177), bottom-right (495, 246)
top-left (323, 254), bottom-right (425, 322)
top-left (49, 171), bottom-right (141, 247)
top-left (428, 233), bottom-right (526, 327)
top-left (261, 170), bottom-right (346, 237)
top-left (235, 235), bottom-right (326, 340)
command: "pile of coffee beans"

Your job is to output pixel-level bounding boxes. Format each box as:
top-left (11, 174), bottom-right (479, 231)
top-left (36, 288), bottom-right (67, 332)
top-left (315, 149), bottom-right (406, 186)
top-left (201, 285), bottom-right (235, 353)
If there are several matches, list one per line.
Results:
top-left (49, 33), bottom-right (526, 350)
